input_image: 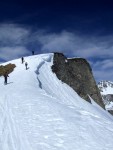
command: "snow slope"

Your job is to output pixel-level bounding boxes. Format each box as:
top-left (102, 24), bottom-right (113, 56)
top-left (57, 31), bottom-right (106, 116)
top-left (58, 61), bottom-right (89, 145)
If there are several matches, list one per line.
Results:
top-left (0, 54), bottom-right (113, 150)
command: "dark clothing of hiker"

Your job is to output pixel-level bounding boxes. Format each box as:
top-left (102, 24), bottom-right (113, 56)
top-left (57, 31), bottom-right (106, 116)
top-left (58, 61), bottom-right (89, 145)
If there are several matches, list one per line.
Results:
top-left (21, 57), bottom-right (24, 64)
top-left (25, 62), bottom-right (28, 70)
top-left (32, 51), bottom-right (34, 55)
top-left (4, 74), bottom-right (9, 85)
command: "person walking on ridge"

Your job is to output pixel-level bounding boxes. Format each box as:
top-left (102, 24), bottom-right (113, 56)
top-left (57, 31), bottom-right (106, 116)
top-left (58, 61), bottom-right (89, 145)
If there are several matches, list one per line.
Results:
top-left (21, 57), bottom-right (24, 64)
top-left (4, 73), bottom-right (9, 85)
top-left (32, 51), bottom-right (34, 55)
top-left (25, 62), bottom-right (28, 70)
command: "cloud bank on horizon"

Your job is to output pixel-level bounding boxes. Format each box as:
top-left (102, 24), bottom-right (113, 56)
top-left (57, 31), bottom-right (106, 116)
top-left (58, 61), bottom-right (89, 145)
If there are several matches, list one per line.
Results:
top-left (0, 23), bottom-right (113, 82)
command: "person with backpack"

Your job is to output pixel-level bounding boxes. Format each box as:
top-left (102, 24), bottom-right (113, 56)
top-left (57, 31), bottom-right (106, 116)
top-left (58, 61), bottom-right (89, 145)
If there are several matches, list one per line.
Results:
top-left (25, 62), bottom-right (28, 70)
top-left (21, 57), bottom-right (24, 64)
top-left (32, 51), bottom-right (34, 55)
top-left (4, 73), bottom-right (9, 85)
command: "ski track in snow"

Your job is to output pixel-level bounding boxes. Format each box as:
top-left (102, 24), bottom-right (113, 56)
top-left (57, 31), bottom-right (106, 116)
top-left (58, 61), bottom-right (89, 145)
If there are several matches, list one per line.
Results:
top-left (0, 54), bottom-right (113, 150)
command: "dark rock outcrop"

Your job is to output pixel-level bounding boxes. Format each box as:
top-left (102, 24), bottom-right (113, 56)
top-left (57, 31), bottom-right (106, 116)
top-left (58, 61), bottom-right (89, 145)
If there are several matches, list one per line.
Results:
top-left (52, 52), bottom-right (105, 109)
top-left (103, 94), bottom-right (113, 102)
top-left (108, 110), bottom-right (113, 115)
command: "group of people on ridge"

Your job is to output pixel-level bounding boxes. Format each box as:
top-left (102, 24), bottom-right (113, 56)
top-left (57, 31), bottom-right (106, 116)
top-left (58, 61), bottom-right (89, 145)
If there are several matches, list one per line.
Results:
top-left (3, 51), bottom-right (35, 85)
top-left (21, 57), bottom-right (28, 70)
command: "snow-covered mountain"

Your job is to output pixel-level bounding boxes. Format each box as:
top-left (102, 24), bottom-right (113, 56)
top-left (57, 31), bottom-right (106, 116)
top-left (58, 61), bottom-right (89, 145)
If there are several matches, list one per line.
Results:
top-left (98, 81), bottom-right (113, 95)
top-left (0, 54), bottom-right (113, 150)
top-left (98, 81), bottom-right (113, 110)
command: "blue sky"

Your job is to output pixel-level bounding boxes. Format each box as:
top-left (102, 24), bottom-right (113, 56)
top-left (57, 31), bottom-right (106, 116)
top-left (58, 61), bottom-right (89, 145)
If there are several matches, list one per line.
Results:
top-left (0, 0), bottom-right (113, 82)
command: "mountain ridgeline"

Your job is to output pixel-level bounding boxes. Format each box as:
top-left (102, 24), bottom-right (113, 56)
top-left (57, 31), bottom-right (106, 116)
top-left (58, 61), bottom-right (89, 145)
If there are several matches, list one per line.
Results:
top-left (52, 53), bottom-right (105, 109)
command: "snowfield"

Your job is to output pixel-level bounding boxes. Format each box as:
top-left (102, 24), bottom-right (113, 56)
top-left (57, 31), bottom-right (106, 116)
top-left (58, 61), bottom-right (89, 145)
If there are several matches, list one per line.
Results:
top-left (0, 54), bottom-right (113, 150)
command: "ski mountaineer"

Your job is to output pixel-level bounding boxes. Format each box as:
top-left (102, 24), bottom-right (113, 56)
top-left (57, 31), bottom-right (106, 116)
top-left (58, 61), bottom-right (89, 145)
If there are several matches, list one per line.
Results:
top-left (21, 57), bottom-right (24, 64)
top-left (4, 73), bottom-right (9, 85)
top-left (32, 51), bottom-right (34, 55)
top-left (25, 62), bottom-right (28, 70)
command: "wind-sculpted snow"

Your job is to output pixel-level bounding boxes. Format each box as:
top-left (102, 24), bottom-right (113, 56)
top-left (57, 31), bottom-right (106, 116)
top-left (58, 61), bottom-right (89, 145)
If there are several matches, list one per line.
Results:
top-left (0, 54), bottom-right (113, 150)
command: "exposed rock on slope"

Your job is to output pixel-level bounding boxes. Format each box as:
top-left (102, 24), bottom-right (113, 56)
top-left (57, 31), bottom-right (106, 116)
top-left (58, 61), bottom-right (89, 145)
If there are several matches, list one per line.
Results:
top-left (52, 52), bottom-right (104, 109)
top-left (0, 63), bottom-right (16, 76)
top-left (98, 81), bottom-right (113, 114)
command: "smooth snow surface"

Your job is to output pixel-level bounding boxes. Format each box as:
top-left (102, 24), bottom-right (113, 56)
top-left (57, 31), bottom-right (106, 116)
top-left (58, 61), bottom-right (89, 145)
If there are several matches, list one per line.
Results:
top-left (0, 54), bottom-right (113, 150)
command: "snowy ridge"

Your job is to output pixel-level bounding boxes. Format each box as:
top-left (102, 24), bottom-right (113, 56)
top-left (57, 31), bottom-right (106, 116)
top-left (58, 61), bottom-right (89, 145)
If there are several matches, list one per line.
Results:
top-left (0, 54), bottom-right (113, 150)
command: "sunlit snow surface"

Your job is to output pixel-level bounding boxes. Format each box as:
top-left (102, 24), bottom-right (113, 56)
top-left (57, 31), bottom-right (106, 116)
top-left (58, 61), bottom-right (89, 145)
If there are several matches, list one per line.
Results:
top-left (0, 54), bottom-right (113, 150)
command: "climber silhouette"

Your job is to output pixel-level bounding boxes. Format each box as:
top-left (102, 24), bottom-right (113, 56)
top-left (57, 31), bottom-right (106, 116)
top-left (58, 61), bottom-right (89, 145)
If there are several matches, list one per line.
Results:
top-left (21, 57), bottom-right (24, 64)
top-left (25, 62), bottom-right (28, 70)
top-left (4, 73), bottom-right (9, 85)
top-left (32, 51), bottom-right (34, 55)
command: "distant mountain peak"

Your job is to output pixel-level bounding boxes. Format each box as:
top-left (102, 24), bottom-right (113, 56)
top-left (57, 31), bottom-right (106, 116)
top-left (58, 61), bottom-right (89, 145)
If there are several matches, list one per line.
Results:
top-left (98, 80), bottom-right (113, 88)
top-left (98, 80), bottom-right (113, 94)
top-left (98, 80), bottom-right (113, 112)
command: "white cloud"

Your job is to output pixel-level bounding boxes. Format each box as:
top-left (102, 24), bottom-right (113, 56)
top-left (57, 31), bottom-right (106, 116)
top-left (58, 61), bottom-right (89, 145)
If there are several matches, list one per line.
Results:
top-left (93, 69), bottom-right (113, 82)
top-left (0, 46), bottom-right (30, 61)
top-left (0, 24), bottom-right (31, 61)
top-left (0, 23), bottom-right (113, 81)
top-left (91, 59), bottom-right (113, 82)
top-left (93, 60), bottom-right (113, 69)
top-left (0, 24), bottom-right (113, 60)
top-left (36, 30), bottom-right (113, 82)
top-left (0, 24), bottom-right (30, 46)
top-left (34, 30), bottom-right (113, 59)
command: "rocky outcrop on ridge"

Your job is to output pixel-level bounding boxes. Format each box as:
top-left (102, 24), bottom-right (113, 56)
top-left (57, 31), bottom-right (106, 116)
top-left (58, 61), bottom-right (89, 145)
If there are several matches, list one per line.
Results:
top-left (52, 52), bottom-right (105, 109)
